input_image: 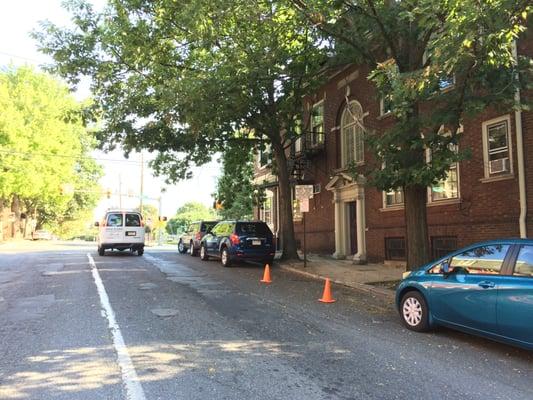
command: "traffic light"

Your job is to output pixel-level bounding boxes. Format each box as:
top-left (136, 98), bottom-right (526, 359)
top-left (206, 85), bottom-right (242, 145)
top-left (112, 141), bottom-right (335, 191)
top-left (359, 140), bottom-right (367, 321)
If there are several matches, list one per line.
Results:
top-left (106, 189), bottom-right (112, 199)
top-left (158, 216), bottom-right (168, 222)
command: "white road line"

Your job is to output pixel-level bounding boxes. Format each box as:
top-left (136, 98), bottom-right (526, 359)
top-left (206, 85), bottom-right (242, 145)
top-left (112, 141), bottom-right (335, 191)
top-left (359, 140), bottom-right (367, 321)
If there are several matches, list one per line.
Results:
top-left (87, 254), bottom-right (147, 400)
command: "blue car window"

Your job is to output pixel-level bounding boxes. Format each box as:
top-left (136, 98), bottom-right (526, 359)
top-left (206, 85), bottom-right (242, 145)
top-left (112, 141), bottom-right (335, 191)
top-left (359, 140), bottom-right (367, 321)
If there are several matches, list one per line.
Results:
top-left (449, 244), bottom-right (510, 275)
top-left (514, 246), bottom-right (533, 277)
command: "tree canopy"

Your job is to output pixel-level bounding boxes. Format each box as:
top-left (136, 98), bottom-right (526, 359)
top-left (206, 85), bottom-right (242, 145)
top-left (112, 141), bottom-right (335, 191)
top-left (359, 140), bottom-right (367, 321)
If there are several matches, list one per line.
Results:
top-left (292, 0), bottom-right (532, 266)
top-left (0, 66), bottom-right (103, 236)
top-left (35, 0), bottom-right (328, 259)
top-left (166, 202), bottom-right (217, 234)
top-left (213, 141), bottom-right (255, 220)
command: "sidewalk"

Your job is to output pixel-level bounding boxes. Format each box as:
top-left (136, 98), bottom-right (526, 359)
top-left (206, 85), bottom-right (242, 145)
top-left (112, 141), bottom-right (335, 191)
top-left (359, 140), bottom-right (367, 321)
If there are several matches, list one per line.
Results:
top-left (276, 253), bottom-right (405, 300)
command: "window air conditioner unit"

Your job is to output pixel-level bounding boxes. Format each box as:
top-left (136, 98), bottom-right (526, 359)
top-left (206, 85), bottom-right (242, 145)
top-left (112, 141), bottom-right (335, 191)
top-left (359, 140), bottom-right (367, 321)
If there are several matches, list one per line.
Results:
top-left (489, 158), bottom-right (509, 174)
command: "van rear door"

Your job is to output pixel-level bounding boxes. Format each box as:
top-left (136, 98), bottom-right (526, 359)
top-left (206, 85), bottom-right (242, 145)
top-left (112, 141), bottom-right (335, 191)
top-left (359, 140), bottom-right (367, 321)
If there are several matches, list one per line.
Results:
top-left (124, 213), bottom-right (145, 243)
top-left (103, 212), bottom-right (124, 243)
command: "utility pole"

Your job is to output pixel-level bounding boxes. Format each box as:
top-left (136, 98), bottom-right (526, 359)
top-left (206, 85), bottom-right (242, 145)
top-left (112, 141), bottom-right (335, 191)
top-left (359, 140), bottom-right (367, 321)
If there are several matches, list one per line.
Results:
top-left (139, 152), bottom-right (144, 215)
top-left (118, 174), bottom-right (123, 209)
top-left (158, 195), bottom-right (163, 246)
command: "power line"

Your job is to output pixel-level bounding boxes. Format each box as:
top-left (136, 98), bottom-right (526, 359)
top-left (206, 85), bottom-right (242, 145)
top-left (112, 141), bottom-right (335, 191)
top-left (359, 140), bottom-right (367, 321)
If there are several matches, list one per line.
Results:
top-left (0, 148), bottom-right (146, 165)
top-left (0, 51), bottom-right (45, 64)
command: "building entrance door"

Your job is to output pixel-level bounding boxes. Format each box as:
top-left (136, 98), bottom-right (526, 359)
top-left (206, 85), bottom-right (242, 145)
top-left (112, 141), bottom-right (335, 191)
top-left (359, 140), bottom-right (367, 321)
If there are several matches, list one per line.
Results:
top-left (347, 201), bottom-right (357, 255)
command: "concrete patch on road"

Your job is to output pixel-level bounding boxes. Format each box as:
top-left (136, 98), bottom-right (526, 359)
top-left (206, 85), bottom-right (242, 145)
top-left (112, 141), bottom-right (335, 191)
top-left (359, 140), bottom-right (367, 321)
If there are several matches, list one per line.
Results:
top-left (138, 283), bottom-right (158, 290)
top-left (144, 254), bottom-right (233, 298)
top-left (38, 263), bottom-right (64, 276)
top-left (151, 308), bottom-right (179, 318)
top-left (6, 294), bottom-right (56, 322)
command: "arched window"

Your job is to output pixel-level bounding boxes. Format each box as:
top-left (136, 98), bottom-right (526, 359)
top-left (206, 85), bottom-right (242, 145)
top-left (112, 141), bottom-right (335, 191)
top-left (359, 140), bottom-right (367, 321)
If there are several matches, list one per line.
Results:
top-left (341, 101), bottom-right (364, 167)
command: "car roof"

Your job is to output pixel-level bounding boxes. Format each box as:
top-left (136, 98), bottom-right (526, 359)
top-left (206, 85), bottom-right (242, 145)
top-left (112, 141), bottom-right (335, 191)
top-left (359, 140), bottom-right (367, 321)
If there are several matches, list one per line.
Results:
top-left (105, 209), bottom-right (141, 214)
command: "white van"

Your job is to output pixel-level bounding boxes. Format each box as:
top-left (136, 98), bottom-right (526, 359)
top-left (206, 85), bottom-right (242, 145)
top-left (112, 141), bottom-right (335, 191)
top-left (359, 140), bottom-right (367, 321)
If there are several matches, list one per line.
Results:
top-left (96, 210), bottom-right (145, 256)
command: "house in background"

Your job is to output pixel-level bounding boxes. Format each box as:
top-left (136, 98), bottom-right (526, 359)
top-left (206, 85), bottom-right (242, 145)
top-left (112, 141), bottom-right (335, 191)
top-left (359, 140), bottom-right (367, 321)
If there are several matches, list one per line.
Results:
top-left (253, 35), bottom-right (533, 265)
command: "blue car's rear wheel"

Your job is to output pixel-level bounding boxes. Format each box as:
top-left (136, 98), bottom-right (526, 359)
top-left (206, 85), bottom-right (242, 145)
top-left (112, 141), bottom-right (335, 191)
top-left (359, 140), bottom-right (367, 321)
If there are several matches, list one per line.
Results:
top-left (221, 247), bottom-right (231, 268)
top-left (400, 291), bottom-right (429, 332)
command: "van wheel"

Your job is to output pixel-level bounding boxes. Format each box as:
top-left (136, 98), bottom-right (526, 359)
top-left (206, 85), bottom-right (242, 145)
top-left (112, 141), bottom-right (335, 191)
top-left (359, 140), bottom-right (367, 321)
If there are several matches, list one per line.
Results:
top-left (178, 240), bottom-right (187, 254)
top-left (98, 246), bottom-right (105, 256)
top-left (137, 247), bottom-right (144, 256)
top-left (221, 248), bottom-right (231, 268)
top-left (400, 291), bottom-right (429, 332)
top-left (189, 241), bottom-right (198, 256)
top-left (200, 245), bottom-right (209, 261)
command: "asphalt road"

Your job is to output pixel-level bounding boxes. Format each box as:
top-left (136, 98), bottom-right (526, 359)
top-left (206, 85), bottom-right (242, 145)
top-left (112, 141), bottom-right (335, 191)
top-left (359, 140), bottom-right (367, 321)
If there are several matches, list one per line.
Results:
top-left (0, 241), bottom-right (532, 400)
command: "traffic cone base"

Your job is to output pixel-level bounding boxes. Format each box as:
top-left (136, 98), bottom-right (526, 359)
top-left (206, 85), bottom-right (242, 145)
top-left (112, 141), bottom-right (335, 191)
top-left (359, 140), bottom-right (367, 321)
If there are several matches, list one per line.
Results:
top-left (318, 278), bottom-right (336, 303)
top-left (260, 264), bottom-right (272, 284)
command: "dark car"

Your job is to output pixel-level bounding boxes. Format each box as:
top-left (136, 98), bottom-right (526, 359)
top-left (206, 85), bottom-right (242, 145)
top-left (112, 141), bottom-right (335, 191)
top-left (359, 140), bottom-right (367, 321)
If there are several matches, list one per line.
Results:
top-left (396, 239), bottom-right (533, 350)
top-left (199, 221), bottom-right (275, 267)
top-left (178, 220), bottom-right (219, 256)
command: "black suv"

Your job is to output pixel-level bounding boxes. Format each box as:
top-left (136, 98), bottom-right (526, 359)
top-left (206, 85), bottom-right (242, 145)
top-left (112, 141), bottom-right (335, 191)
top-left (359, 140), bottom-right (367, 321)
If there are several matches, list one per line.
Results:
top-left (200, 221), bottom-right (275, 267)
top-left (178, 220), bottom-right (219, 256)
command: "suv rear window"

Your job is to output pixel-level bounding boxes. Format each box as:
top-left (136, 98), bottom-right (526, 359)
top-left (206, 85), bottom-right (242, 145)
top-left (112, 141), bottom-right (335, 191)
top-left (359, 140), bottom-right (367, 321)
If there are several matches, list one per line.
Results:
top-left (236, 222), bottom-right (271, 236)
top-left (125, 213), bottom-right (141, 227)
top-left (106, 213), bottom-right (123, 227)
top-left (201, 221), bottom-right (218, 232)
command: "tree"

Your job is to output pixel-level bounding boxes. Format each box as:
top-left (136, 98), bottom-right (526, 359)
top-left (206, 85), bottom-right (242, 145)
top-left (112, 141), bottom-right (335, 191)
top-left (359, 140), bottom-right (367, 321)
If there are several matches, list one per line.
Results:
top-left (291, 0), bottom-right (532, 267)
top-left (34, 0), bottom-right (327, 260)
top-left (0, 66), bottom-right (103, 238)
top-left (214, 141), bottom-right (255, 220)
top-left (166, 202), bottom-right (217, 234)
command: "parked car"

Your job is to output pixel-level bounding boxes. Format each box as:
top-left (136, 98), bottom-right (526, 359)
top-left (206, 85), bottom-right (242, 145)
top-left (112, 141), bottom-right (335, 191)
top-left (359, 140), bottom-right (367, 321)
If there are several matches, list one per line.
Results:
top-left (178, 220), bottom-right (219, 256)
top-left (396, 239), bottom-right (533, 350)
top-left (95, 210), bottom-right (145, 256)
top-left (32, 230), bottom-right (52, 240)
top-left (199, 221), bottom-right (275, 267)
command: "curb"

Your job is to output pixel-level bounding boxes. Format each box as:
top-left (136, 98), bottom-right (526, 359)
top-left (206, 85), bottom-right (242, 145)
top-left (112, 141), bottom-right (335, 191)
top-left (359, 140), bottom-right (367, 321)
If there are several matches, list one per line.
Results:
top-left (277, 263), bottom-right (395, 301)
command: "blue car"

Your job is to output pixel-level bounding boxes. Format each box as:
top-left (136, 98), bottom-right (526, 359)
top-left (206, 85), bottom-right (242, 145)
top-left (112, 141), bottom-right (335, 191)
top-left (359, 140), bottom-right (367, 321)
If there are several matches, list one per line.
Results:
top-left (396, 239), bottom-right (533, 350)
top-left (200, 221), bottom-right (275, 267)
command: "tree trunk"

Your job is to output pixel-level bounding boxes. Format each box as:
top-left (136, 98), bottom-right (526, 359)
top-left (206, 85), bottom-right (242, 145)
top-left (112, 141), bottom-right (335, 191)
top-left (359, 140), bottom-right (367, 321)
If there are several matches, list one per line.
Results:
top-left (271, 139), bottom-right (299, 261)
top-left (403, 184), bottom-right (430, 270)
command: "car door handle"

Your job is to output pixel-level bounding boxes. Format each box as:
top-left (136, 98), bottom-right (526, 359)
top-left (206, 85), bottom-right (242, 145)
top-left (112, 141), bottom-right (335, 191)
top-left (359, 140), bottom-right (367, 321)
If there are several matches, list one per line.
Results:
top-left (478, 281), bottom-right (495, 289)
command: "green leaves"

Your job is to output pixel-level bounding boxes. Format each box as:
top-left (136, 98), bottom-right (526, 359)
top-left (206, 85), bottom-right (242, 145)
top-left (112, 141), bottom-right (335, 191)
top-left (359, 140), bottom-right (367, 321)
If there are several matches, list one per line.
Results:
top-left (0, 66), bottom-right (102, 233)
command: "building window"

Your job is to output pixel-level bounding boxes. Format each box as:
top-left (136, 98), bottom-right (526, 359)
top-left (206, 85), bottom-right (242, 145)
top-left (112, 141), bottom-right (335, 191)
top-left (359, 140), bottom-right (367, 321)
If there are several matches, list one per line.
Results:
top-left (428, 126), bottom-right (460, 202)
top-left (260, 190), bottom-right (274, 231)
top-left (384, 188), bottom-right (403, 207)
top-left (385, 237), bottom-right (406, 261)
top-left (431, 236), bottom-right (458, 260)
top-left (311, 101), bottom-right (324, 146)
top-left (482, 115), bottom-right (512, 179)
top-left (341, 100), bottom-right (365, 167)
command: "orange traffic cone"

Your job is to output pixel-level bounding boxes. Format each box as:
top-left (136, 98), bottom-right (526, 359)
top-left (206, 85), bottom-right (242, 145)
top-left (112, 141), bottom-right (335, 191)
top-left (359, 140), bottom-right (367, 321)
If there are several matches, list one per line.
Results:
top-left (318, 278), bottom-right (336, 303)
top-left (260, 264), bottom-right (272, 284)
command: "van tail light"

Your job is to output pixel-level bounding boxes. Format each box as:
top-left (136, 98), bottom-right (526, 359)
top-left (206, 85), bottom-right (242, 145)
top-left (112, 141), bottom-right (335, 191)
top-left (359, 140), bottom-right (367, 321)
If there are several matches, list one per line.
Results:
top-left (195, 232), bottom-right (202, 240)
top-left (101, 220), bottom-right (106, 227)
top-left (140, 219), bottom-right (145, 227)
top-left (230, 233), bottom-right (240, 245)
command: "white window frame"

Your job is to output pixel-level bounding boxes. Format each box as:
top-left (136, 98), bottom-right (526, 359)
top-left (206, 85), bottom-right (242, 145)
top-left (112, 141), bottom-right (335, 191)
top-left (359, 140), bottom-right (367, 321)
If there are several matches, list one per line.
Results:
top-left (311, 100), bottom-right (325, 146)
top-left (341, 100), bottom-right (365, 167)
top-left (427, 125), bottom-right (461, 203)
top-left (481, 115), bottom-right (513, 180)
top-left (379, 97), bottom-right (393, 117)
top-left (383, 188), bottom-right (404, 209)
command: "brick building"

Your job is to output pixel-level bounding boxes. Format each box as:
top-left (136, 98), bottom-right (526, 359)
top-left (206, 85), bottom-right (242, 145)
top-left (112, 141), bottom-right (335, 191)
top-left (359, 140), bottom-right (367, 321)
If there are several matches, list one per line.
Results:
top-left (254, 36), bottom-right (533, 264)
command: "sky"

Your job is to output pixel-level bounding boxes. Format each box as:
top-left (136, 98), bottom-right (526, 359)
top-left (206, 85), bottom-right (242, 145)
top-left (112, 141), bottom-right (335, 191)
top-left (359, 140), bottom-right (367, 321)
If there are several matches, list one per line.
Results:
top-left (0, 0), bottom-right (220, 218)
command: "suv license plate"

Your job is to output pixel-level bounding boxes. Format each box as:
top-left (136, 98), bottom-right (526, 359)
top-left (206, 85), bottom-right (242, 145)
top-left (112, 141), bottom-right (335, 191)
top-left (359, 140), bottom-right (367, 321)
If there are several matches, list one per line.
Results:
top-left (126, 231), bottom-right (136, 236)
top-left (252, 240), bottom-right (261, 246)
